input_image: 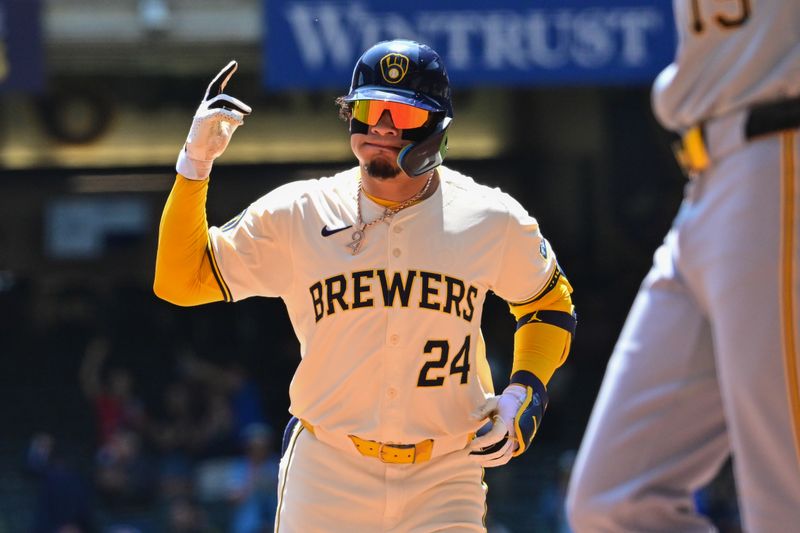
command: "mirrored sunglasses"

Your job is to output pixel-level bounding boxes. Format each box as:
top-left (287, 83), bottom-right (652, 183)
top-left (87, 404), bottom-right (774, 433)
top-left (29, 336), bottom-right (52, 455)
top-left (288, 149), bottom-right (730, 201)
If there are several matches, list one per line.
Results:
top-left (351, 100), bottom-right (431, 129)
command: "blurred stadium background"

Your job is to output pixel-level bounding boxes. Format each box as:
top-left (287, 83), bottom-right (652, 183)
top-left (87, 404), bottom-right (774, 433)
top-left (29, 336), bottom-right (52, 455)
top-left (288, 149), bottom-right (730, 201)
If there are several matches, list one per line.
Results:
top-left (0, 1), bottom-right (741, 532)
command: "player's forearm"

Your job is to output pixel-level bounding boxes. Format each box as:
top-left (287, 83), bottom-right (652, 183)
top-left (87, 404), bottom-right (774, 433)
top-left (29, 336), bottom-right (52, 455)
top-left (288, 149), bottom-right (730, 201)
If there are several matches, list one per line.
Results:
top-left (511, 318), bottom-right (573, 385)
top-left (509, 275), bottom-right (576, 385)
top-left (470, 284), bottom-right (574, 465)
top-left (153, 174), bottom-right (225, 306)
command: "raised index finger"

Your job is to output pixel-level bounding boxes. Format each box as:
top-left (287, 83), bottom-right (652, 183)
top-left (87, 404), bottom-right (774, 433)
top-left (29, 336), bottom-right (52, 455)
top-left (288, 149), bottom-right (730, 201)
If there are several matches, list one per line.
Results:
top-left (204, 60), bottom-right (239, 101)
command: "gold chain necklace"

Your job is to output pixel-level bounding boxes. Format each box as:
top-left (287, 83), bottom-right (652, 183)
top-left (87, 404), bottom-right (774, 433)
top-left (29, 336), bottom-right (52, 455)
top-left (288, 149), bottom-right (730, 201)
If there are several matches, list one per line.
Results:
top-left (347, 173), bottom-right (434, 255)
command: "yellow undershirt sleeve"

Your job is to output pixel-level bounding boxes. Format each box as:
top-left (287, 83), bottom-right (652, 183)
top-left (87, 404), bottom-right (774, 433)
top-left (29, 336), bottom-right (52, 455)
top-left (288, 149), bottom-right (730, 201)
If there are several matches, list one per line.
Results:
top-left (153, 175), bottom-right (227, 306)
top-left (508, 274), bottom-right (575, 385)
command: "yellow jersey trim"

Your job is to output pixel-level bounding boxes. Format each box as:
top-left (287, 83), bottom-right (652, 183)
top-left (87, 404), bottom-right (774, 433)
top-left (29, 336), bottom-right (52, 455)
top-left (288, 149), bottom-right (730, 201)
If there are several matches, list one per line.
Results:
top-left (206, 239), bottom-right (232, 302)
top-left (509, 266), bottom-right (572, 307)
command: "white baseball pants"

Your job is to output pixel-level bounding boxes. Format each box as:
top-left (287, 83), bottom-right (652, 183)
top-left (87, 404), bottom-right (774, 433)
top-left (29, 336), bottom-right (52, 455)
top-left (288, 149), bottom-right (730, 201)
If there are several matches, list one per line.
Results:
top-left (275, 420), bottom-right (487, 532)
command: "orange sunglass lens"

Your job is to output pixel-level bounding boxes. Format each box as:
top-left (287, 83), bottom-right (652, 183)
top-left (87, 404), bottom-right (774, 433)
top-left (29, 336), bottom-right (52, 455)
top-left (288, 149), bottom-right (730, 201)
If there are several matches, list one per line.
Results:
top-left (352, 100), bottom-right (430, 129)
top-left (386, 102), bottom-right (430, 129)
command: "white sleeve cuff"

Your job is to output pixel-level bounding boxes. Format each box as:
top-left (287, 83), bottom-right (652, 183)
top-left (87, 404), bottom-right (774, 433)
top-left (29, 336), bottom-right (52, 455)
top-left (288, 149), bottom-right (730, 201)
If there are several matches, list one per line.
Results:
top-left (176, 147), bottom-right (214, 180)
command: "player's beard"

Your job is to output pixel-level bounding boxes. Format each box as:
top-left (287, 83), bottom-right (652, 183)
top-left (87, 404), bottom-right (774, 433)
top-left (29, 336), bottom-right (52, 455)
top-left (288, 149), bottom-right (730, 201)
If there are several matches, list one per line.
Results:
top-left (365, 156), bottom-right (400, 179)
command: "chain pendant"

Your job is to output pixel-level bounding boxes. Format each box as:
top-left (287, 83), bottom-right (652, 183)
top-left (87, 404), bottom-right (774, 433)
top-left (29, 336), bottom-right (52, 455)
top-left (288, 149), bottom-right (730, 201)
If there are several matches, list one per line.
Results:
top-left (348, 173), bottom-right (432, 256)
top-left (347, 225), bottom-right (366, 255)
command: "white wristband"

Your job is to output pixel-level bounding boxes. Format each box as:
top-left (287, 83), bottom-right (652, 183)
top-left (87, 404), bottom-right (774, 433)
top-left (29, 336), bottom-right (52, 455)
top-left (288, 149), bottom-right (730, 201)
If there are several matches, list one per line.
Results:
top-left (503, 384), bottom-right (529, 403)
top-left (176, 148), bottom-right (213, 181)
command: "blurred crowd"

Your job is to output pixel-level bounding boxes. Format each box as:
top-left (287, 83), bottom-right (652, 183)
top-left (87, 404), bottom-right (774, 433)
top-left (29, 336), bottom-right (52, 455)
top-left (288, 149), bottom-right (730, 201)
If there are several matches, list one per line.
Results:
top-left (25, 331), bottom-right (280, 533)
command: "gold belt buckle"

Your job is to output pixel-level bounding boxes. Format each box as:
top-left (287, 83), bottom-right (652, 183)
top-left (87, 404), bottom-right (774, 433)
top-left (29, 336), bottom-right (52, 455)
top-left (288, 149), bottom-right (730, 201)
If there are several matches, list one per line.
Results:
top-left (378, 442), bottom-right (415, 464)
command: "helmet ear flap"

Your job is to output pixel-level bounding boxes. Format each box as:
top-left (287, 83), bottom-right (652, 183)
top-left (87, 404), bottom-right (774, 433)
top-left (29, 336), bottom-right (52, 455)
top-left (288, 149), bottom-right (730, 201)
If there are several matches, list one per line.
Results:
top-left (397, 117), bottom-right (451, 177)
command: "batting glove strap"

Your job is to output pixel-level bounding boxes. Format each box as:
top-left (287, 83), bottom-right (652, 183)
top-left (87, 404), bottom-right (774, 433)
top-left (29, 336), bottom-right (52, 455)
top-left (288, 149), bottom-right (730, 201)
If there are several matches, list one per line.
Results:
top-left (467, 383), bottom-right (527, 468)
top-left (468, 421), bottom-right (515, 468)
top-left (469, 415), bottom-right (510, 456)
top-left (509, 370), bottom-right (549, 457)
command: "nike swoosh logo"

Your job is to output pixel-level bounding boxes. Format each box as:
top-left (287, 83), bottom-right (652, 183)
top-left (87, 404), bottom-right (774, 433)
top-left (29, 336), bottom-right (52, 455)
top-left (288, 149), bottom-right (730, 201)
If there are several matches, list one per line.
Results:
top-left (321, 224), bottom-right (353, 237)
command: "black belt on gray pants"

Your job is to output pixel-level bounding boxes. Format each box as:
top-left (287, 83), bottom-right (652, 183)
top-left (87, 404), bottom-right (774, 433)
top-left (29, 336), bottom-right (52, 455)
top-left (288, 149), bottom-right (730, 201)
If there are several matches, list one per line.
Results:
top-left (745, 95), bottom-right (800, 140)
top-left (673, 95), bottom-right (800, 175)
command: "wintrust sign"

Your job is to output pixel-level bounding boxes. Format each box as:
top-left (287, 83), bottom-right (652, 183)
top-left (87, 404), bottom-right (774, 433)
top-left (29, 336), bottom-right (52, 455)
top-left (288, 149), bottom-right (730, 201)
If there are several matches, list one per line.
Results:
top-left (265, 0), bottom-right (674, 89)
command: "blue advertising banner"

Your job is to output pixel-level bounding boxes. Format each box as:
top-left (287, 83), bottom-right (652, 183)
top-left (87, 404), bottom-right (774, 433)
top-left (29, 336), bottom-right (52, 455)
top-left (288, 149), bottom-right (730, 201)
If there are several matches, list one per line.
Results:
top-left (264, 0), bottom-right (675, 90)
top-left (0, 0), bottom-right (43, 92)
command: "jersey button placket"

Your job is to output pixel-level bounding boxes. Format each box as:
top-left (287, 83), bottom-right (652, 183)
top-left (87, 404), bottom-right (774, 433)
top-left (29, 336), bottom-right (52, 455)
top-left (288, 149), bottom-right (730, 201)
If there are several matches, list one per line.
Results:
top-left (388, 217), bottom-right (409, 263)
top-left (385, 331), bottom-right (401, 407)
top-left (385, 217), bottom-right (409, 423)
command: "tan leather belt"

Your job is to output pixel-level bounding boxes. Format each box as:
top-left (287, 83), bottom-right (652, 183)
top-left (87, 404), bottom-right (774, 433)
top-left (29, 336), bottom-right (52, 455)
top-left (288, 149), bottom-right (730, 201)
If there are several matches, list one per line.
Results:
top-left (301, 419), bottom-right (435, 464)
top-left (348, 434), bottom-right (434, 464)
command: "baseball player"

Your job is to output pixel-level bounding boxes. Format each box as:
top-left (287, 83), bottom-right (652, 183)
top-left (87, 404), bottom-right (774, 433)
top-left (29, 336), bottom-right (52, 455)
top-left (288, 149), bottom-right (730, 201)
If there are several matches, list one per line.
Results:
top-left (154, 40), bottom-right (575, 532)
top-left (566, 1), bottom-right (800, 532)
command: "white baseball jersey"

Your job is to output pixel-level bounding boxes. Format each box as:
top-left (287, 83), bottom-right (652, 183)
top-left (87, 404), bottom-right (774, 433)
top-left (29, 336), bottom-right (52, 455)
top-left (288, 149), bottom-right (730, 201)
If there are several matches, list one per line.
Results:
top-left (209, 165), bottom-right (556, 447)
top-left (653, 0), bottom-right (800, 130)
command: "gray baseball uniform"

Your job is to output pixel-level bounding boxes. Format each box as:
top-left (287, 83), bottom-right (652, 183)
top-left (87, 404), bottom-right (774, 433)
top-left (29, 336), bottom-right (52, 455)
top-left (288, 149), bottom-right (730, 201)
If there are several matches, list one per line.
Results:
top-left (567, 1), bottom-right (800, 531)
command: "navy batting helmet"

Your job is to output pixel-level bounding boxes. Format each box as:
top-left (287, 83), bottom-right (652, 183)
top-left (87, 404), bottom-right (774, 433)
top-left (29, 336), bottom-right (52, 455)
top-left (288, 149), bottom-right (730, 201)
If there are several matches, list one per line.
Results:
top-left (343, 40), bottom-right (453, 176)
top-left (344, 39), bottom-right (453, 118)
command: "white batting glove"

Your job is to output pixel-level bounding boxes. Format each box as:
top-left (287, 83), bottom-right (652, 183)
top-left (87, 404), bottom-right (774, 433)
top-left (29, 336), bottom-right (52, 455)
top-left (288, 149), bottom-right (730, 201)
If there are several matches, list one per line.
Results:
top-left (468, 384), bottom-right (528, 467)
top-left (176, 60), bottom-right (252, 180)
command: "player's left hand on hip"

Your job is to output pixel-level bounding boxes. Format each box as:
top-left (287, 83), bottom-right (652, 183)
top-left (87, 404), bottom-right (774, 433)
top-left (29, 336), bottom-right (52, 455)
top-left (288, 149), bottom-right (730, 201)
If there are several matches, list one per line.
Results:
top-left (468, 384), bottom-right (526, 467)
top-left (468, 378), bottom-right (548, 467)
top-left (177, 60), bottom-right (252, 180)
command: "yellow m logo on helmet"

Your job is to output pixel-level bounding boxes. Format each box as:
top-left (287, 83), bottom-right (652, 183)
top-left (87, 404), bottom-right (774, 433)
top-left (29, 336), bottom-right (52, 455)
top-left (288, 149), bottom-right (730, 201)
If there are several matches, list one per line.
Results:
top-left (380, 53), bottom-right (410, 84)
